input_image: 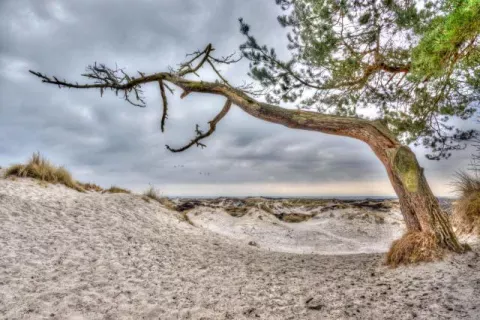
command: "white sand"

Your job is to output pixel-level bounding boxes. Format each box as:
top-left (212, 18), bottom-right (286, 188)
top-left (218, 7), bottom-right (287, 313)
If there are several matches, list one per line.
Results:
top-left (187, 204), bottom-right (405, 255)
top-left (1, 174), bottom-right (479, 319)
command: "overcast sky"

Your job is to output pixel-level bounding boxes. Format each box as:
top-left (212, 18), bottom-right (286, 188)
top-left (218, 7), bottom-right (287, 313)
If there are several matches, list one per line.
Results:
top-left (0, 0), bottom-right (477, 197)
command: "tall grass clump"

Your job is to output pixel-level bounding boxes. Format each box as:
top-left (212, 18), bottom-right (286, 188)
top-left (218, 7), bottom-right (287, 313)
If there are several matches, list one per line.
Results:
top-left (78, 182), bottom-right (104, 192)
top-left (451, 171), bottom-right (480, 237)
top-left (143, 185), bottom-right (163, 202)
top-left (142, 185), bottom-right (177, 210)
top-left (4, 152), bottom-right (84, 192)
top-left (103, 185), bottom-right (131, 194)
top-left (386, 232), bottom-right (445, 267)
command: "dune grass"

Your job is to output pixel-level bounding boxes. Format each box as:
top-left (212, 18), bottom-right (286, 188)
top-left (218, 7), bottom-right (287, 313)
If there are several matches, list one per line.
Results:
top-left (142, 186), bottom-right (178, 211)
top-left (386, 232), bottom-right (445, 267)
top-left (259, 203), bottom-right (275, 215)
top-left (4, 152), bottom-right (84, 192)
top-left (452, 171), bottom-right (480, 195)
top-left (143, 185), bottom-right (163, 202)
top-left (451, 171), bottom-right (480, 236)
top-left (225, 207), bottom-right (249, 217)
top-left (103, 185), bottom-right (131, 194)
top-left (280, 213), bottom-right (312, 223)
top-left (78, 182), bottom-right (104, 192)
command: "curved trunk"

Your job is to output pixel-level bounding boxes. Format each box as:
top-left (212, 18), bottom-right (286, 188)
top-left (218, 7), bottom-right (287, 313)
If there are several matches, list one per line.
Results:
top-left (167, 76), bottom-right (466, 253)
top-left (371, 144), bottom-right (464, 252)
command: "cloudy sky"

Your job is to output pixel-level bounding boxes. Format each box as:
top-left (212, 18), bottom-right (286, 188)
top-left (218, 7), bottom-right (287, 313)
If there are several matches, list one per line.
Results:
top-left (0, 0), bottom-right (476, 197)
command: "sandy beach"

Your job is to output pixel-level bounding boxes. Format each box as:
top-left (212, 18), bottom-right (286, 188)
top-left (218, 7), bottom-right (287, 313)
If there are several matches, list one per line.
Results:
top-left (1, 173), bottom-right (479, 319)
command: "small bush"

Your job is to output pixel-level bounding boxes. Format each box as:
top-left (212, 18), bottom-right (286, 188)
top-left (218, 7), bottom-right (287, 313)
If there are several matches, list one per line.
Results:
top-left (4, 152), bottom-right (84, 192)
top-left (451, 171), bottom-right (480, 236)
top-left (143, 186), bottom-right (177, 210)
top-left (225, 207), bottom-right (249, 217)
top-left (142, 186), bottom-right (177, 210)
top-left (386, 232), bottom-right (444, 267)
top-left (259, 203), bottom-right (275, 214)
top-left (178, 211), bottom-right (194, 225)
top-left (143, 186), bottom-right (163, 202)
top-left (281, 213), bottom-right (311, 223)
top-left (452, 171), bottom-right (480, 195)
top-left (103, 185), bottom-right (131, 194)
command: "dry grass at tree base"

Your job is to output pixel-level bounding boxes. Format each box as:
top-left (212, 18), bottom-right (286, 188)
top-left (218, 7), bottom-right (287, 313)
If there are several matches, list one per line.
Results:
top-left (385, 232), bottom-right (445, 267)
top-left (384, 171), bottom-right (480, 267)
top-left (451, 171), bottom-right (480, 237)
top-left (4, 152), bottom-right (84, 192)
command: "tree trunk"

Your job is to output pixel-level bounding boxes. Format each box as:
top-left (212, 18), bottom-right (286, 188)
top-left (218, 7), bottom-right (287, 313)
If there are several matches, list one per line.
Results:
top-left (167, 77), bottom-right (467, 254)
top-left (371, 144), bottom-right (465, 253)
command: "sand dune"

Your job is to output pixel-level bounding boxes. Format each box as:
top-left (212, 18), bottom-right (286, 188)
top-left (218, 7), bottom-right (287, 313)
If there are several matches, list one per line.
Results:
top-left (1, 174), bottom-right (479, 319)
top-left (183, 198), bottom-right (405, 255)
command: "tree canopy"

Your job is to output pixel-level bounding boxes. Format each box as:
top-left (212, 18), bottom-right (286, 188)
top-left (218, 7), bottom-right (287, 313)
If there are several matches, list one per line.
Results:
top-left (239, 0), bottom-right (480, 159)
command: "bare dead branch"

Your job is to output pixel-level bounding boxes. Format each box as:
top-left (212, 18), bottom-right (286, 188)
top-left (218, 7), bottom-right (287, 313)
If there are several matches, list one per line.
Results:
top-left (29, 63), bottom-right (149, 108)
top-left (165, 99), bottom-right (232, 153)
top-left (180, 90), bottom-right (191, 99)
top-left (29, 43), bottom-right (400, 151)
top-left (164, 82), bottom-right (174, 94)
top-left (159, 80), bottom-right (168, 132)
top-left (178, 44), bottom-right (213, 77)
top-left (210, 51), bottom-right (242, 65)
top-left (206, 59), bottom-right (232, 87)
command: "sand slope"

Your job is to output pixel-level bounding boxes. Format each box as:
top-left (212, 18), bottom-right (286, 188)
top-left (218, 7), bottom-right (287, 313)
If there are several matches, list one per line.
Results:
top-left (185, 199), bottom-right (405, 255)
top-left (1, 176), bottom-right (479, 319)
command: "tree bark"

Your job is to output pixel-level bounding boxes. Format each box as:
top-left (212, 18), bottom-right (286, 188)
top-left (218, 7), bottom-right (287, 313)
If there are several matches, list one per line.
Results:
top-left (370, 144), bottom-right (465, 253)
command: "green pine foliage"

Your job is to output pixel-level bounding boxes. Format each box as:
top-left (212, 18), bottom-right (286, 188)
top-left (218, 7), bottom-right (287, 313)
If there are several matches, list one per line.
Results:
top-left (412, 0), bottom-right (480, 78)
top-left (239, 0), bottom-right (480, 160)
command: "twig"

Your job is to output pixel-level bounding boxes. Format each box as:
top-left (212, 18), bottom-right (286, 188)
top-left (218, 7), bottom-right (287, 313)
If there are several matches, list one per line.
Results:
top-left (166, 99), bottom-right (232, 152)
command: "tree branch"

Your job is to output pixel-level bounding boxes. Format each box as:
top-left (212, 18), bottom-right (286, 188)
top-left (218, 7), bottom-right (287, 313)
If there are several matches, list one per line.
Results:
top-left (29, 67), bottom-right (399, 147)
top-left (178, 44), bottom-right (213, 77)
top-left (159, 80), bottom-right (168, 132)
top-left (165, 99), bottom-right (232, 152)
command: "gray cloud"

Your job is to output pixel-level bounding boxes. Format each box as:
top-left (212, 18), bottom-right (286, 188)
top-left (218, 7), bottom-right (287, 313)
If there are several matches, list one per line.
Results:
top-left (0, 0), bottom-right (475, 196)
